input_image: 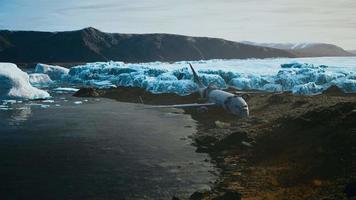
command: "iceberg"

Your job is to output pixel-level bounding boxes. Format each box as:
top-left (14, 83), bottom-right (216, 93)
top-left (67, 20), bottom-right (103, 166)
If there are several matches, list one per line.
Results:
top-left (199, 74), bottom-right (227, 88)
top-left (292, 82), bottom-right (323, 95)
top-left (90, 80), bottom-right (117, 88)
top-left (29, 73), bottom-right (53, 86)
top-left (57, 57), bottom-right (356, 95)
top-left (0, 63), bottom-right (50, 100)
top-left (53, 87), bottom-right (80, 93)
top-left (334, 79), bottom-right (356, 93)
top-left (147, 80), bottom-right (197, 95)
top-left (35, 63), bottom-right (69, 80)
top-left (262, 83), bottom-right (283, 92)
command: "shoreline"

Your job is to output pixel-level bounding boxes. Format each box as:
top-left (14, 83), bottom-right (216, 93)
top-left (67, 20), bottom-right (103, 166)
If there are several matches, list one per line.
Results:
top-left (74, 87), bottom-right (356, 200)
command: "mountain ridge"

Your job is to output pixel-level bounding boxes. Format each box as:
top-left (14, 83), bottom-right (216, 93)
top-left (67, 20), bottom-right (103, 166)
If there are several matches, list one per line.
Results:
top-left (0, 27), bottom-right (296, 63)
top-left (1, 27), bottom-right (354, 64)
top-left (348, 50), bottom-right (356, 54)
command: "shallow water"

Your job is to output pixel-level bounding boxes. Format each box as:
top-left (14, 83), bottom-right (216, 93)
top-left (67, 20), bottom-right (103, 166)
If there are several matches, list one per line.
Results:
top-left (0, 95), bottom-right (216, 199)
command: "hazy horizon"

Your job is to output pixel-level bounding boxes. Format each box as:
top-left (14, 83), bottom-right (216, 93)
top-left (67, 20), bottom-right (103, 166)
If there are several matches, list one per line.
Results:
top-left (0, 0), bottom-right (355, 50)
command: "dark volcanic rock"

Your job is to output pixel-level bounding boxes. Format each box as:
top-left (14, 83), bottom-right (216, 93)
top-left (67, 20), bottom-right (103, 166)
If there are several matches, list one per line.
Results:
top-left (189, 191), bottom-right (205, 200)
top-left (212, 191), bottom-right (242, 200)
top-left (0, 27), bottom-right (295, 63)
top-left (322, 85), bottom-right (346, 96)
top-left (171, 196), bottom-right (180, 200)
top-left (73, 87), bottom-right (102, 97)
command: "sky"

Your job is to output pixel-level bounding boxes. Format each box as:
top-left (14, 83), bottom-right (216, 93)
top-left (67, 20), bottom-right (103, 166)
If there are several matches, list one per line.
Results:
top-left (0, 0), bottom-right (355, 49)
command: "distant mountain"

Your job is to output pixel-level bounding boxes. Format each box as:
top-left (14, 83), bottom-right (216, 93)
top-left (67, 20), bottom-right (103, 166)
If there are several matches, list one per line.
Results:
top-left (242, 41), bottom-right (355, 57)
top-left (0, 27), bottom-right (295, 63)
top-left (348, 50), bottom-right (356, 54)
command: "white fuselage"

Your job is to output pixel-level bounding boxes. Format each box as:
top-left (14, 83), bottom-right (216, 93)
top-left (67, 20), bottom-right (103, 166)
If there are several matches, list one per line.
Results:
top-left (204, 88), bottom-right (249, 117)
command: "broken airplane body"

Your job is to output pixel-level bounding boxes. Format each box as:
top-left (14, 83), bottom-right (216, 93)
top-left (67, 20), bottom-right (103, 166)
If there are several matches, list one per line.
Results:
top-left (153, 64), bottom-right (250, 118)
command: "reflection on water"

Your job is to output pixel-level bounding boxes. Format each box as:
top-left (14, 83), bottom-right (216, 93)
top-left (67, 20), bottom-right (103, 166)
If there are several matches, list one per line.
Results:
top-left (1, 100), bottom-right (32, 126)
top-left (8, 106), bottom-right (32, 126)
top-left (0, 94), bottom-right (217, 200)
top-left (0, 94), bottom-right (91, 126)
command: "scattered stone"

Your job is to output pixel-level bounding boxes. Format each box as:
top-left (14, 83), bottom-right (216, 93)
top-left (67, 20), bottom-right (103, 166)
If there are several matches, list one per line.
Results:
top-left (195, 135), bottom-right (218, 146)
top-left (241, 141), bottom-right (253, 148)
top-left (189, 191), bottom-right (204, 200)
top-left (215, 121), bottom-right (231, 129)
top-left (322, 85), bottom-right (346, 96)
top-left (214, 131), bottom-right (248, 149)
top-left (213, 191), bottom-right (242, 200)
top-left (74, 88), bottom-right (101, 97)
top-left (172, 196), bottom-right (180, 200)
top-left (312, 179), bottom-right (323, 187)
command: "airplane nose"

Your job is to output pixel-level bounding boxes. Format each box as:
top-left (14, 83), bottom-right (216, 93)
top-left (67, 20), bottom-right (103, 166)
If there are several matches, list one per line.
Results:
top-left (241, 108), bottom-right (249, 118)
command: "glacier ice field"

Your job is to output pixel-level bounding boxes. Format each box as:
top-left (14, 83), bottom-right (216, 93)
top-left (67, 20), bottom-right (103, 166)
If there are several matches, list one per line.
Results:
top-left (2, 57), bottom-right (356, 100)
top-left (64, 57), bottom-right (356, 95)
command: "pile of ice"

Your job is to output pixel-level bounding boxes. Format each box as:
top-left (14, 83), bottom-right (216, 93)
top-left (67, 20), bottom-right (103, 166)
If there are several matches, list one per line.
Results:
top-left (0, 63), bottom-right (50, 100)
top-left (29, 73), bottom-right (53, 86)
top-left (67, 62), bottom-right (199, 95)
top-left (35, 63), bottom-right (69, 80)
top-left (64, 59), bottom-right (356, 95)
top-left (229, 62), bottom-right (355, 94)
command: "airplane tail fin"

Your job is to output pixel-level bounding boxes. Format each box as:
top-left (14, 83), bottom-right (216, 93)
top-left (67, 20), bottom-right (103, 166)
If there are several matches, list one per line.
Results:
top-left (189, 63), bottom-right (205, 88)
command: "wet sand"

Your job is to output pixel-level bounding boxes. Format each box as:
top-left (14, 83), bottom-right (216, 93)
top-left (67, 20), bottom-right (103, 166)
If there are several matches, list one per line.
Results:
top-left (0, 96), bottom-right (216, 200)
top-left (75, 87), bottom-right (356, 200)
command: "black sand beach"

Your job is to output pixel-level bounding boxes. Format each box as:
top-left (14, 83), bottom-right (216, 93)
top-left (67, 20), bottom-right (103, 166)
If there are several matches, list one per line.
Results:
top-left (75, 86), bottom-right (356, 200)
top-left (0, 96), bottom-right (216, 200)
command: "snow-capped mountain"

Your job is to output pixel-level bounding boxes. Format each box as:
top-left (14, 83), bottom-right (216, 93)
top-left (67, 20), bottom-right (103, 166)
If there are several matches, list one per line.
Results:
top-left (242, 41), bottom-right (355, 57)
top-left (348, 50), bottom-right (356, 54)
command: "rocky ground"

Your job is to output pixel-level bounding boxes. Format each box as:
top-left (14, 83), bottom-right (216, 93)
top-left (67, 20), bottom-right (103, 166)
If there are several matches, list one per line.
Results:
top-left (74, 86), bottom-right (356, 200)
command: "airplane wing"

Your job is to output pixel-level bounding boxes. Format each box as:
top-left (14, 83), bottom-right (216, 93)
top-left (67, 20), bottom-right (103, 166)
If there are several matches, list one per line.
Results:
top-left (228, 86), bottom-right (282, 94)
top-left (149, 102), bottom-right (216, 108)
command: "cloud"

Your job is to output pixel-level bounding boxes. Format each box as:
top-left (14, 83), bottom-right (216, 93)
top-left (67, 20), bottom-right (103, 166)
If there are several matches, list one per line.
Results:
top-left (0, 0), bottom-right (355, 49)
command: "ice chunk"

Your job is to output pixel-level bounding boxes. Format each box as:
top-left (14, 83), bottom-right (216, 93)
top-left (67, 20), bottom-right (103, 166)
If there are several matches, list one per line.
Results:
top-left (114, 73), bottom-right (135, 86)
top-left (229, 75), bottom-right (269, 90)
top-left (334, 79), bottom-right (356, 92)
top-left (108, 67), bottom-right (137, 75)
top-left (35, 63), bottom-right (69, 80)
top-left (281, 63), bottom-right (300, 68)
top-left (90, 80), bottom-right (117, 88)
top-left (275, 63), bottom-right (326, 90)
top-left (53, 87), bottom-right (79, 92)
top-left (198, 69), bottom-right (238, 83)
top-left (230, 77), bottom-right (252, 90)
top-left (156, 73), bottom-right (178, 81)
top-left (147, 80), bottom-right (197, 95)
top-left (2, 100), bottom-right (18, 104)
top-left (315, 72), bottom-right (346, 85)
top-left (172, 68), bottom-right (193, 80)
top-left (144, 68), bottom-right (168, 76)
top-left (199, 74), bottom-right (227, 88)
top-left (42, 100), bottom-right (55, 103)
top-left (0, 63), bottom-right (50, 100)
top-left (292, 82), bottom-right (323, 95)
top-left (29, 73), bottom-right (53, 86)
top-left (263, 83), bottom-right (283, 92)
top-left (40, 104), bottom-right (50, 109)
